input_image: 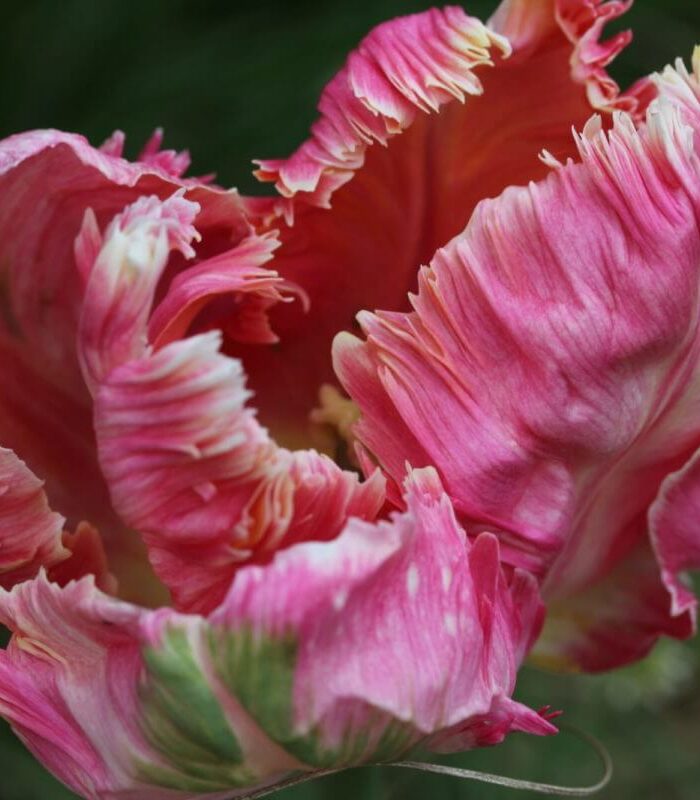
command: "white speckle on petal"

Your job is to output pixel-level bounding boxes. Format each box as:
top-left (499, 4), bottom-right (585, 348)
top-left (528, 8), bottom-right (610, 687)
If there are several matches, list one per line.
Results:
top-left (444, 613), bottom-right (457, 637)
top-left (441, 566), bottom-right (452, 592)
top-left (193, 481), bottom-right (217, 502)
top-left (406, 563), bottom-right (420, 597)
top-left (332, 589), bottom-right (348, 611)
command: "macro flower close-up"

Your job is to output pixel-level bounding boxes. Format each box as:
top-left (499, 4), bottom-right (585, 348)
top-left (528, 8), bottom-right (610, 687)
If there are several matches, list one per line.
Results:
top-left (0, 1), bottom-right (699, 799)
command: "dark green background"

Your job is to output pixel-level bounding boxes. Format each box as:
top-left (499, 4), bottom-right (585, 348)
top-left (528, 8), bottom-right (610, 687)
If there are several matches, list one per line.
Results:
top-left (1, 1), bottom-right (699, 799)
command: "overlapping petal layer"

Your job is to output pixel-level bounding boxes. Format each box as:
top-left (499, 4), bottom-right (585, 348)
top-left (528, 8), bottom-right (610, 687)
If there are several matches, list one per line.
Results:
top-left (0, 470), bottom-right (553, 799)
top-left (0, 5), bottom-right (696, 800)
top-left (238, 1), bottom-right (647, 451)
top-left (0, 129), bottom-right (249, 602)
top-left (0, 448), bottom-right (67, 589)
top-left (0, 448), bottom-right (115, 593)
top-left (335, 55), bottom-right (700, 670)
top-left (77, 193), bottom-right (383, 613)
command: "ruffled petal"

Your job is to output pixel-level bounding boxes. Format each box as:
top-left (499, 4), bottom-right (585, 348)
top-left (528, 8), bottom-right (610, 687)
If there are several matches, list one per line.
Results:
top-left (491, 1), bottom-right (650, 113)
top-left (0, 470), bottom-right (552, 799)
top-left (0, 129), bottom-right (242, 386)
top-left (0, 448), bottom-right (67, 589)
top-left (335, 55), bottom-right (700, 669)
top-left (0, 576), bottom-right (155, 800)
top-left (0, 447), bottom-right (116, 594)
top-left (148, 231), bottom-right (296, 348)
top-left (254, 8), bottom-right (510, 209)
top-left (0, 129), bottom-right (248, 602)
top-left (209, 468), bottom-right (552, 760)
top-left (94, 331), bottom-right (383, 614)
top-left (237, 1), bottom-right (643, 450)
top-left (78, 195), bottom-right (383, 614)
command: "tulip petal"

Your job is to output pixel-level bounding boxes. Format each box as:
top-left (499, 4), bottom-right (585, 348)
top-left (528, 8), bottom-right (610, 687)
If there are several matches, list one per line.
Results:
top-left (0, 130), bottom-right (248, 601)
top-left (0, 448), bottom-right (67, 589)
top-left (94, 331), bottom-right (383, 614)
top-left (0, 470), bottom-right (552, 799)
top-left (148, 231), bottom-right (297, 348)
top-left (0, 129), bottom-right (242, 386)
top-left (531, 544), bottom-right (693, 672)
top-left (649, 449), bottom-right (700, 621)
top-left (491, 1), bottom-right (650, 113)
top-left (0, 445), bottom-right (117, 595)
top-left (208, 468), bottom-right (552, 762)
top-left (0, 575), bottom-right (155, 800)
top-left (335, 55), bottom-right (700, 670)
top-left (239, 2), bottom-right (643, 450)
top-left (78, 195), bottom-right (383, 613)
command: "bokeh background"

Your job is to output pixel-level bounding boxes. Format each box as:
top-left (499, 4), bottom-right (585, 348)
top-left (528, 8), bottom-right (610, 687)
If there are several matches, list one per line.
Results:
top-left (1, 1), bottom-right (699, 798)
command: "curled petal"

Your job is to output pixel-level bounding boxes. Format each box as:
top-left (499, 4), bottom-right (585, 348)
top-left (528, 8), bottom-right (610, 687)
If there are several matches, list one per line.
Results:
top-left (336, 56), bottom-right (700, 669)
top-left (254, 7), bottom-right (510, 209)
top-left (0, 129), bottom-right (240, 387)
top-left (210, 468), bottom-right (552, 760)
top-left (148, 231), bottom-right (298, 348)
top-left (649, 449), bottom-right (700, 621)
top-left (0, 471), bottom-right (552, 799)
top-left (78, 193), bottom-right (201, 391)
top-left (0, 448), bottom-right (67, 589)
top-left (0, 129), bottom-right (247, 601)
top-left (240, 1), bottom-right (641, 450)
top-left (75, 193), bottom-right (383, 614)
top-left (94, 331), bottom-right (384, 614)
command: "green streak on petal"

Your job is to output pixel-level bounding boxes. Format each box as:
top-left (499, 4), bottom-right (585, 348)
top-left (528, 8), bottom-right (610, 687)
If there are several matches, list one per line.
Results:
top-left (208, 624), bottom-right (417, 768)
top-left (137, 624), bottom-right (255, 791)
top-left (208, 625), bottom-right (299, 745)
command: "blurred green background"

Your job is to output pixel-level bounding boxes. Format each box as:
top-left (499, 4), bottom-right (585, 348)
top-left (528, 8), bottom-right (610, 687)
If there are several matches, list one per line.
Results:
top-left (0, 1), bottom-right (699, 799)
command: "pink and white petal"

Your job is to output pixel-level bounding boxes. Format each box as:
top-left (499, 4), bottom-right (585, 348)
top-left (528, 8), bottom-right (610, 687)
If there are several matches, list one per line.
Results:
top-left (0, 129), bottom-right (242, 389)
top-left (148, 231), bottom-right (297, 349)
top-left (0, 448), bottom-right (67, 589)
top-left (94, 331), bottom-right (384, 614)
top-left (212, 468), bottom-right (553, 760)
top-left (651, 46), bottom-right (700, 145)
top-left (0, 575), bottom-right (257, 799)
top-left (0, 475), bottom-right (552, 799)
top-left (0, 130), bottom-right (249, 604)
top-left (0, 575), bottom-right (146, 799)
top-left (239, 2), bottom-right (642, 449)
top-left (77, 193), bottom-right (200, 391)
top-left (74, 193), bottom-right (382, 614)
top-left (254, 8), bottom-right (510, 209)
top-left (77, 192), bottom-right (295, 386)
top-left (335, 59), bottom-right (700, 669)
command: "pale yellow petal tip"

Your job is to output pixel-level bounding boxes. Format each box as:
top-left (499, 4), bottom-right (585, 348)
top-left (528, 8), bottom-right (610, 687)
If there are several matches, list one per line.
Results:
top-left (693, 45), bottom-right (700, 80)
top-left (539, 149), bottom-right (563, 169)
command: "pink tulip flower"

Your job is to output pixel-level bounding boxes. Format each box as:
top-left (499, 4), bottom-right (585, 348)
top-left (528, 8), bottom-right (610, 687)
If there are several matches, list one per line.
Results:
top-left (0, 0), bottom-right (697, 796)
top-left (0, 113), bottom-right (550, 798)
